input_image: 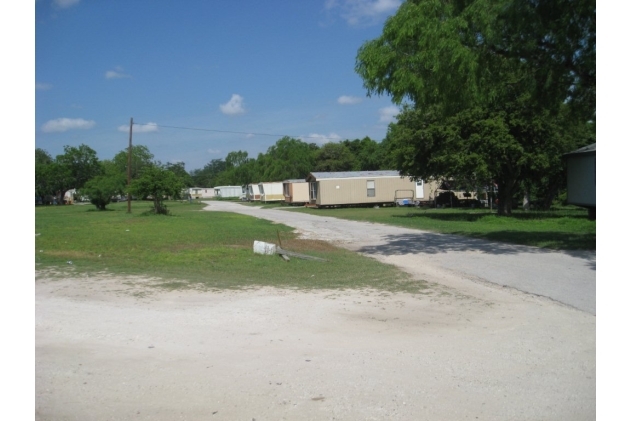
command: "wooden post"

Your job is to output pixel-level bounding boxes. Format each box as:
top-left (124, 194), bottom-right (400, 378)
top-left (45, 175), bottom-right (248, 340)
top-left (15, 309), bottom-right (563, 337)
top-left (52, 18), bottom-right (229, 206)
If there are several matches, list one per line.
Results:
top-left (127, 117), bottom-right (133, 213)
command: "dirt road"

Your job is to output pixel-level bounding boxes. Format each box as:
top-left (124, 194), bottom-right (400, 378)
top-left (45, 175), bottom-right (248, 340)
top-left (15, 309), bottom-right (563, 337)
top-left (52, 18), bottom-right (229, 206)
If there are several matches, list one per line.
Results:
top-left (35, 202), bottom-right (595, 420)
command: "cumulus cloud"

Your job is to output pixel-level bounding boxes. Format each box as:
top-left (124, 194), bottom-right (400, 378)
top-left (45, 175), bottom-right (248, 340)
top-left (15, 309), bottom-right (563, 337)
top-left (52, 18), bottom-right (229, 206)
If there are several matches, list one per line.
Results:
top-left (36, 82), bottom-right (52, 91)
top-left (326, 0), bottom-right (401, 26)
top-left (53, 0), bottom-right (81, 8)
top-left (105, 66), bottom-right (131, 79)
top-left (41, 118), bottom-right (95, 133)
top-left (379, 105), bottom-right (400, 123)
top-left (337, 95), bottom-right (363, 105)
top-left (118, 122), bottom-right (158, 133)
top-left (301, 132), bottom-right (341, 145)
top-left (220, 94), bottom-right (246, 115)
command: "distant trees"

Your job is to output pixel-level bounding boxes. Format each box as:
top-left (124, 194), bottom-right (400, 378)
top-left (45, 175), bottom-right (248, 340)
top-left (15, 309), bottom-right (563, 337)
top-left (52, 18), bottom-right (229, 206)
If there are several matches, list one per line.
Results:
top-left (35, 144), bottom-right (102, 204)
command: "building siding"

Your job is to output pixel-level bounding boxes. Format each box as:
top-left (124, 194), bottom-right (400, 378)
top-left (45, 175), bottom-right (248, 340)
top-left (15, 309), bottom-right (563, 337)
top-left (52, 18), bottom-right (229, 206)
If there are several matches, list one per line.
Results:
top-left (315, 176), bottom-right (419, 206)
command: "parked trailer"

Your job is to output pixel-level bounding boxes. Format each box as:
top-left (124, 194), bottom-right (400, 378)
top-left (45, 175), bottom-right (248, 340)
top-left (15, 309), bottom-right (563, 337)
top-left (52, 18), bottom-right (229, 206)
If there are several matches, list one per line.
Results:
top-left (188, 187), bottom-right (215, 200)
top-left (246, 183), bottom-right (262, 201)
top-left (214, 185), bottom-right (245, 199)
top-left (282, 179), bottom-right (310, 205)
top-left (258, 182), bottom-right (284, 203)
top-left (306, 171), bottom-right (438, 207)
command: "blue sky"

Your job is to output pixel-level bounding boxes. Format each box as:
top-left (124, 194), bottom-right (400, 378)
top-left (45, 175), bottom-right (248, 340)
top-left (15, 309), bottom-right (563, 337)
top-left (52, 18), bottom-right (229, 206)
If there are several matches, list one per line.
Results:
top-left (35, 0), bottom-right (404, 171)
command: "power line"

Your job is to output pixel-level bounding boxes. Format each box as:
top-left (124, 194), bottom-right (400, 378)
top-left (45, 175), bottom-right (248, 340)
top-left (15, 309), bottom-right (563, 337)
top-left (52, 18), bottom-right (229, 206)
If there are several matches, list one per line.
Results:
top-left (132, 122), bottom-right (344, 141)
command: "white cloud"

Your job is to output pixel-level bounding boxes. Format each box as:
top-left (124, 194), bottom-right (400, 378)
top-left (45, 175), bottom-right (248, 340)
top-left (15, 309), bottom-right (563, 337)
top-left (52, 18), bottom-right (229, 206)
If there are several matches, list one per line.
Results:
top-left (207, 149), bottom-right (221, 154)
top-left (301, 132), bottom-right (341, 145)
top-left (379, 105), bottom-right (400, 123)
top-left (41, 118), bottom-right (95, 133)
top-left (36, 82), bottom-right (52, 91)
top-left (338, 95), bottom-right (363, 105)
top-left (118, 122), bottom-right (158, 133)
top-left (53, 0), bottom-right (81, 8)
top-left (327, 0), bottom-right (402, 26)
top-left (105, 66), bottom-right (131, 79)
top-left (220, 94), bottom-right (245, 115)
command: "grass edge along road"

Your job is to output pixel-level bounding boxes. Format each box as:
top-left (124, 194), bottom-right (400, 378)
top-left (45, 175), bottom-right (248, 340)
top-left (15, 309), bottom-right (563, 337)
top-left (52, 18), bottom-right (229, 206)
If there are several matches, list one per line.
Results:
top-left (35, 201), bottom-right (426, 293)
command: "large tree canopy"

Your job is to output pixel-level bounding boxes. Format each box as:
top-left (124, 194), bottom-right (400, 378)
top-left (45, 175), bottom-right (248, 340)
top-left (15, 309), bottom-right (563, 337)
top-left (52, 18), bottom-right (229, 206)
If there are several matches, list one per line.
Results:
top-left (356, 0), bottom-right (595, 214)
top-left (355, 0), bottom-right (595, 120)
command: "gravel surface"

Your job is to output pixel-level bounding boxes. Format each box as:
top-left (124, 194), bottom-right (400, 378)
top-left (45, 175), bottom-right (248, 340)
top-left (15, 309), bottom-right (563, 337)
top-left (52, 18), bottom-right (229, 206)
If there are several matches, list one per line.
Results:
top-left (35, 201), bottom-right (596, 421)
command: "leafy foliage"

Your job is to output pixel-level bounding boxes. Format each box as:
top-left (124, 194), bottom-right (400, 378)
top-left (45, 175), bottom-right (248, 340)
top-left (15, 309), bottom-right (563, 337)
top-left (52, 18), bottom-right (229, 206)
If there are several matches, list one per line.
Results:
top-left (81, 174), bottom-right (126, 210)
top-left (129, 165), bottom-right (185, 215)
top-left (356, 0), bottom-right (595, 214)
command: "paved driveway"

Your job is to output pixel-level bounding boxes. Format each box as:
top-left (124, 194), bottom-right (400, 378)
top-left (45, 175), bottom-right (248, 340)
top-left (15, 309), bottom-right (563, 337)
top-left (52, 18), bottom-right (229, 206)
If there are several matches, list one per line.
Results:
top-left (203, 201), bottom-right (596, 314)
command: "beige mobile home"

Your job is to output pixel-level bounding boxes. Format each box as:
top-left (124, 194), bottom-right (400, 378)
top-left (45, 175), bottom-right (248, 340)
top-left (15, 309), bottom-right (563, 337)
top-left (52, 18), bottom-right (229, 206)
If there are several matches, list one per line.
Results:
top-left (306, 171), bottom-right (435, 207)
top-left (246, 183), bottom-right (262, 201)
top-left (258, 182), bottom-right (284, 203)
top-left (283, 179), bottom-right (310, 205)
top-left (188, 187), bottom-right (215, 199)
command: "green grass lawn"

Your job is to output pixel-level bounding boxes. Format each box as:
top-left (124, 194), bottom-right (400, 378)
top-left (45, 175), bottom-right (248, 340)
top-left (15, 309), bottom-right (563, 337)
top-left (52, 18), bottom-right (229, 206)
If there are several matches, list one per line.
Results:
top-left (281, 205), bottom-right (596, 250)
top-left (35, 201), bottom-right (421, 292)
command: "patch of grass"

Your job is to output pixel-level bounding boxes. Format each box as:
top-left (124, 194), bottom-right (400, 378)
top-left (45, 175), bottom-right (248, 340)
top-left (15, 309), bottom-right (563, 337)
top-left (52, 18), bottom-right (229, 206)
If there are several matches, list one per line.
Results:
top-left (284, 206), bottom-right (595, 250)
top-left (35, 201), bottom-right (425, 292)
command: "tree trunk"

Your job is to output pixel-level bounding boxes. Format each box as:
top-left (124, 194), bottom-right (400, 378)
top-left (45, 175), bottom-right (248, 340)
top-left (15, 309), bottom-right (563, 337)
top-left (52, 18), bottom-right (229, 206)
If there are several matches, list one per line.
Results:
top-left (496, 179), bottom-right (517, 216)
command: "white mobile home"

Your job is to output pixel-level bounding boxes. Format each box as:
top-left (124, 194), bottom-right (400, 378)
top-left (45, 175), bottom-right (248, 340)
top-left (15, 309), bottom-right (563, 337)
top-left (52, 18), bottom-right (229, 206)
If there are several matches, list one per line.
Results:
top-left (306, 171), bottom-right (436, 207)
top-left (283, 179), bottom-right (310, 205)
top-left (214, 185), bottom-right (245, 199)
top-left (258, 182), bottom-right (284, 203)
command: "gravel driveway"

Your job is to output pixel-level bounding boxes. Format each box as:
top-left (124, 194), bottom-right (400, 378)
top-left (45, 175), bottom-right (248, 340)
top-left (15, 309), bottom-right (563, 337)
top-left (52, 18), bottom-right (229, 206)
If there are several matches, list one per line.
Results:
top-left (203, 201), bottom-right (596, 315)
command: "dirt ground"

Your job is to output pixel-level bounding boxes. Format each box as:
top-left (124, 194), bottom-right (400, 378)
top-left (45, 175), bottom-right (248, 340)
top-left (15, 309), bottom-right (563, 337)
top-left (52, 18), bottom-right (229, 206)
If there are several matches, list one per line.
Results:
top-left (35, 205), bottom-right (595, 421)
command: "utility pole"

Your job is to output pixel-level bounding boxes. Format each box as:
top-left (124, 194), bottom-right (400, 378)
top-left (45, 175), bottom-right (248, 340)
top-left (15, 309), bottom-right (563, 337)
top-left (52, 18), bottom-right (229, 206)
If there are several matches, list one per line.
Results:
top-left (127, 117), bottom-right (133, 213)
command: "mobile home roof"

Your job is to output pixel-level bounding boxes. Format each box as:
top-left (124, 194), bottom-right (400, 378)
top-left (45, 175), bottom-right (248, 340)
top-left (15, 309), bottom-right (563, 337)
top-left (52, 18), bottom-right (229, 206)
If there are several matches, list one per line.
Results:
top-left (308, 171), bottom-right (402, 180)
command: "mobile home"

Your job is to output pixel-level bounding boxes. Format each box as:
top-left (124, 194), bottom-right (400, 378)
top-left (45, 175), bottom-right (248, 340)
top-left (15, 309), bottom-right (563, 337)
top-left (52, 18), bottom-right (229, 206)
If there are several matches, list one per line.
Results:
top-left (564, 143), bottom-right (596, 219)
top-left (306, 171), bottom-right (435, 207)
top-left (246, 183), bottom-right (262, 201)
top-left (188, 187), bottom-right (215, 200)
top-left (282, 179), bottom-right (310, 205)
top-left (214, 185), bottom-right (245, 199)
top-left (258, 182), bottom-right (284, 203)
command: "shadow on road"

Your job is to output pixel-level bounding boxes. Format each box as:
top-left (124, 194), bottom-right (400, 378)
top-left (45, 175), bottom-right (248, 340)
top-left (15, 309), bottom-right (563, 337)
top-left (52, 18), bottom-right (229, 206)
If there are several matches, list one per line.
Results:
top-left (356, 232), bottom-right (596, 271)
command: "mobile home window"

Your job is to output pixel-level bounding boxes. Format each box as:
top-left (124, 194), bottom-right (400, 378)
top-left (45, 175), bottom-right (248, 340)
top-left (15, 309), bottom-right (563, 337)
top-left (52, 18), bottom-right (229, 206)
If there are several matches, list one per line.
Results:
top-left (310, 182), bottom-right (318, 200)
top-left (367, 180), bottom-right (375, 197)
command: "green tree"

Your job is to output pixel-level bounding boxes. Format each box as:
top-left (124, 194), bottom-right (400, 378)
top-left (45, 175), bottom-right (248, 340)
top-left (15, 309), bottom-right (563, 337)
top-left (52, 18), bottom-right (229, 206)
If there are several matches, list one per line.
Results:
top-left (56, 144), bottom-right (102, 190)
top-left (356, 0), bottom-right (595, 214)
top-left (385, 101), bottom-right (593, 214)
top-left (341, 137), bottom-right (383, 170)
top-left (129, 165), bottom-right (185, 215)
top-left (190, 159), bottom-right (227, 187)
top-left (225, 150), bottom-right (250, 169)
top-left (260, 137), bottom-right (315, 181)
top-left (165, 162), bottom-right (193, 190)
top-left (35, 161), bottom-right (72, 203)
top-left (112, 145), bottom-right (154, 181)
top-left (355, 0), bottom-right (595, 120)
top-left (80, 174), bottom-right (126, 210)
top-left (35, 148), bottom-right (54, 200)
top-left (313, 142), bottom-right (357, 172)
